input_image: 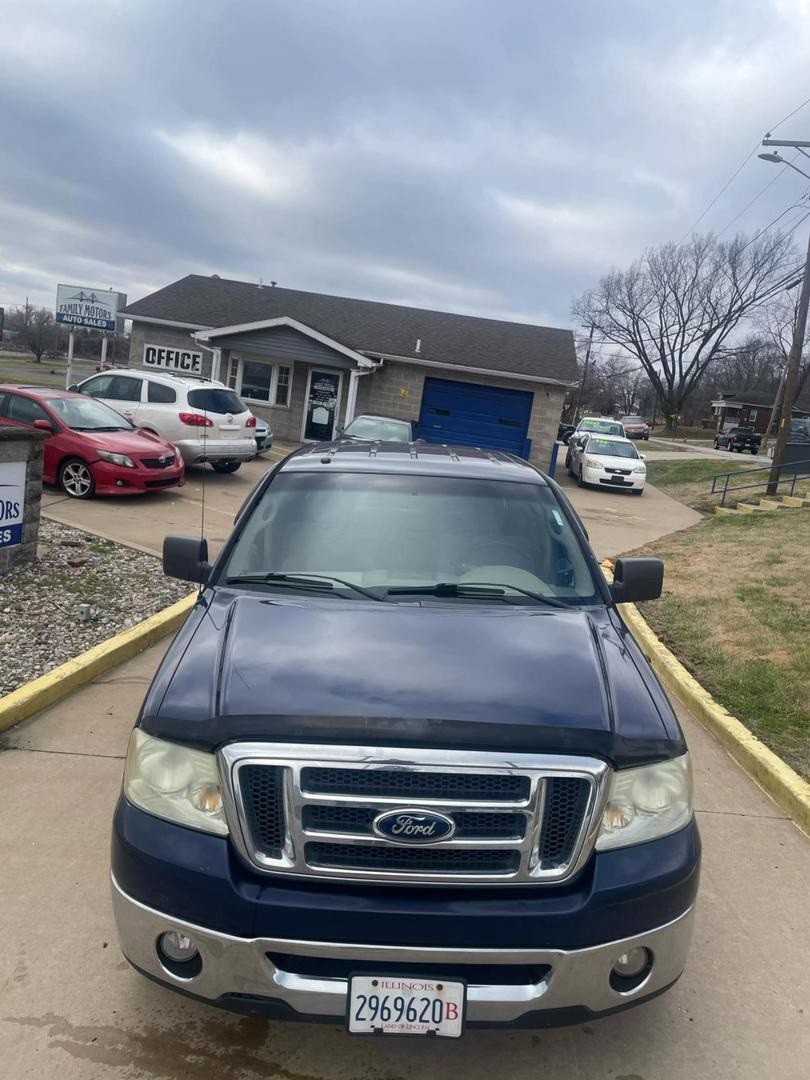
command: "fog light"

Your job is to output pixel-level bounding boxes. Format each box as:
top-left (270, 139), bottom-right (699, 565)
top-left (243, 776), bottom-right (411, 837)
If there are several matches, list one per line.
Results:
top-left (609, 946), bottom-right (652, 992)
top-left (613, 947), bottom-right (648, 977)
top-left (160, 931), bottom-right (198, 962)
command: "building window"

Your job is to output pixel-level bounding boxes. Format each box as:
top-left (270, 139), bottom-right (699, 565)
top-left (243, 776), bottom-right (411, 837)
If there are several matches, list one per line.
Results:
top-left (749, 409), bottom-right (758, 423)
top-left (275, 365), bottom-right (291, 406)
top-left (234, 358), bottom-right (293, 407)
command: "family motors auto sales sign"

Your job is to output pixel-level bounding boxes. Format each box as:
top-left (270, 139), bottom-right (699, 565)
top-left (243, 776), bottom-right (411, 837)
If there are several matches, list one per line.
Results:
top-left (0, 461), bottom-right (25, 549)
top-left (55, 284), bottom-right (126, 332)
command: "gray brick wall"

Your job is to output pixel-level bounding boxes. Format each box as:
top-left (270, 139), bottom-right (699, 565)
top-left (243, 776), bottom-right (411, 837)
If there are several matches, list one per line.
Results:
top-left (0, 430), bottom-right (46, 574)
top-left (355, 362), bottom-right (567, 470)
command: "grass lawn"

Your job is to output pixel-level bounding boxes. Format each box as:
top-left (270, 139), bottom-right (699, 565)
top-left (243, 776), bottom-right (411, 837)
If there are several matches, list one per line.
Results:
top-left (630, 512), bottom-right (810, 781)
top-left (0, 354), bottom-right (96, 389)
top-left (646, 458), bottom-right (758, 512)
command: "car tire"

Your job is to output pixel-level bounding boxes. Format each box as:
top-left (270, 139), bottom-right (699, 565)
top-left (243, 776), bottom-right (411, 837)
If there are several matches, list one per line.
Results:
top-left (211, 460), bottom-right (241, 474)
top-left (751, 449), bottom-right (758, 455)
top-left (577, 467), bottom-right (586, 488)
top-left (564, 453), bottom-right (572, 472)
top-left (59, 458), bottom-right (95, 499)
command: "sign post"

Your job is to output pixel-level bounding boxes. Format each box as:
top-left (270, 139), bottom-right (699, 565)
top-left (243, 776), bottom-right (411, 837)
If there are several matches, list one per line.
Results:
top-left (66, 329), bottom-right (75, 389)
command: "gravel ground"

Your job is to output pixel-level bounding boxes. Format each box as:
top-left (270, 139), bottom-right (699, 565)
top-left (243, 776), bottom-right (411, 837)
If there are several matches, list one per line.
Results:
top-left (0, 519), bottom-right (191, 696)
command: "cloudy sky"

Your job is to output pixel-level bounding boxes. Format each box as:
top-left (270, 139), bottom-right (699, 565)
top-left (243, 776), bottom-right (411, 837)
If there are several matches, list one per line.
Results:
top-left (2, 0), bottom-right (810, 328)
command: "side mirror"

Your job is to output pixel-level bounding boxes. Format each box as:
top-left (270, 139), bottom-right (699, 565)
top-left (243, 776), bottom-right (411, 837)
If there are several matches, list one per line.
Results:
top-left (609, 557), bottom-right (663, 604)
top-left (163, 535), bottom-right (211, 584)
top-left (640, 453), bottom-right (647, 461)
top-left (67, 384), bottom-right (79, 393)
top-left (32, 418), bottom-right (54, 433)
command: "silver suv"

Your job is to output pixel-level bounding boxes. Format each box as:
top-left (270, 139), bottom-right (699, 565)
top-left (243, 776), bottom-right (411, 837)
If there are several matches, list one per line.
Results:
top-left (71, 370), bottom-right (257, 473)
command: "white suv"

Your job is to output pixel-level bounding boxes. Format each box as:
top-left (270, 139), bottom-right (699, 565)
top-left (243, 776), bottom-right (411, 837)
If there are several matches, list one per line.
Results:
top-left (71, 370), bottom-right (257, 472)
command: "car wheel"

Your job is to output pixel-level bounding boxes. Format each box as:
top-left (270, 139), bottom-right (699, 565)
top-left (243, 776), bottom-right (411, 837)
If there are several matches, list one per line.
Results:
top-left (564, 453), bottom-right (571, 471)
top-left (59, 458), bottom-right (95, 499)
top-left (577, 467), bottom-right (586, 488)
top-left (751, 448), bottom-right (758, 455)
top-left (211, 460), bottom-right (241, 474)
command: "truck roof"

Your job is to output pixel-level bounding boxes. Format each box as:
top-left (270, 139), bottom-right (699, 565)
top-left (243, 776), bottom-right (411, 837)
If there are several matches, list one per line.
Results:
top-left (282, 441), bottom-right (548, 484)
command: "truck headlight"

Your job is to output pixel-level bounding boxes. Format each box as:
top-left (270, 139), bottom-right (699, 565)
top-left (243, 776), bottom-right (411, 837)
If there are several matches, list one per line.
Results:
top-left (595, 754), bottom-right (692, 851)
top-left (124, 729), bottom-right (228, 835)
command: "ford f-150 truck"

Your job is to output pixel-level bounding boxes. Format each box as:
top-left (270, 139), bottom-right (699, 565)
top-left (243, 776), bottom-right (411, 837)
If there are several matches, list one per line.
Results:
top-left (111, 442), bottom-right (700, 1037)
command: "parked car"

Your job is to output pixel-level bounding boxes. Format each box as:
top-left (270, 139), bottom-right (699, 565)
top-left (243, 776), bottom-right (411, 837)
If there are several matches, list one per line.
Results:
top-left (713, 427), bottom-right (761, 454)
top-left (0, 385), bottom-right (184, 498)
top-left (557, 421), bottom-right (576, 443)
top-left (562, 417), bottom-right (626, 444)
top-left (111, 442), bottom-right (698, 1035)
top-left (253, 417), bottom-right (273, 455)
top-left (70, 370), bottom-right (256, 473)
top-left (620, 415), bottom-right (650, 440)
top-left (566, 432), bottom-right (646, 494)
top-left (339, 414), bottom-right (418, 442)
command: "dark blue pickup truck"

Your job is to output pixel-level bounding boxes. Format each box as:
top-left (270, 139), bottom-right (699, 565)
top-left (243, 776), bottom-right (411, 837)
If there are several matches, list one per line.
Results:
top-left (111, 442), bottom-right (699, 1037)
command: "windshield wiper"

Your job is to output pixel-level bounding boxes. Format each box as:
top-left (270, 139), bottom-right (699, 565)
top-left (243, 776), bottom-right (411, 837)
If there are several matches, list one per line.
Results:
top-left (224, 571), bottom-right (388, 602)
top-left (385, 581), bottom-right (567, 607)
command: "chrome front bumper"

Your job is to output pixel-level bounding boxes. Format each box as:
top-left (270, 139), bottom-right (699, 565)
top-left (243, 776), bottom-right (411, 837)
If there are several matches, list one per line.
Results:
top-left (111, 876), bottom-right (695, 1024)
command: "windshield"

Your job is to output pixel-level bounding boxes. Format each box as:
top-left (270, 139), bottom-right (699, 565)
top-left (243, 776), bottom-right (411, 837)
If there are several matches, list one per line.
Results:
top-left (223, 472), bottom-right (601, 605)
top-left (586, 438), bottom-right (639, 459)
top-left (343, 416), bottom-right (411, 441)
top-left (187, 388), bottom-right (245, 414)
top-left (46, 396), bottom-right (133, 431)
top-left (578, 419), bottom-right (623, 436)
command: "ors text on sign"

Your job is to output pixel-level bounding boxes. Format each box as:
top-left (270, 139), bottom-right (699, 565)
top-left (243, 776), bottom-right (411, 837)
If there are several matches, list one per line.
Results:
top-left (143, 344), bottom-right (203, 374)
top-left (0, 461), bottom-right (26, 549)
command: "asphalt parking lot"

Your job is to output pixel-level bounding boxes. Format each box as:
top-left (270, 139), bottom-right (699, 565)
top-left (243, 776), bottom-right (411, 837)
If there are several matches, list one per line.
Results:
top-left (40, 443), bottom-right (702, 562)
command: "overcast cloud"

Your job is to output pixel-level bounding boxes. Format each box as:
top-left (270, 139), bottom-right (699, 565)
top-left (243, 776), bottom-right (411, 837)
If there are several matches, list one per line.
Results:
top-left (2, 0), bottom-right (810, 327)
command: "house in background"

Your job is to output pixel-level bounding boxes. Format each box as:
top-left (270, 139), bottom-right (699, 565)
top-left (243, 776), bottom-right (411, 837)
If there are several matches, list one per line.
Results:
top-left (120, 275), bottom-right (578, 469)
top-left (709, 389), bottom-right (810, 434)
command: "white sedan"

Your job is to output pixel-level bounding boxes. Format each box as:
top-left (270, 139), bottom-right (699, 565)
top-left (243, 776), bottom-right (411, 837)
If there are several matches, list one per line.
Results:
top-left (565, 432), bottom-right (647, 494)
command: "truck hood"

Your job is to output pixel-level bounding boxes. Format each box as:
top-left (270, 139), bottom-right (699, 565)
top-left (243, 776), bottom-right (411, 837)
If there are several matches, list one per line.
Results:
top-left (141, 590), bottom-right (683, 765)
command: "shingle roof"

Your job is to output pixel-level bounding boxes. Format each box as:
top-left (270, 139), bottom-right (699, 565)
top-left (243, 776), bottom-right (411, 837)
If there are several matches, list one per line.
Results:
top-left (122, 275), bottom-right (577, 384)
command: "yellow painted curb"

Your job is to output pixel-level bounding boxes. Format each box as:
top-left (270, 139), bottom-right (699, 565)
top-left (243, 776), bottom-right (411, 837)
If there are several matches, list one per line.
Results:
top-left (0, 592), bottom-right (198, 735)
top-left (619, 600), bottom-right (810, 839)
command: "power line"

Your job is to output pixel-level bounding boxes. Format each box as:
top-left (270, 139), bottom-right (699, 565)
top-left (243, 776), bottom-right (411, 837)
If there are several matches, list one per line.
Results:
top-left (716, 153), bottom-right (799, 236)
top-left (679, 93), bottom-right (810, 242)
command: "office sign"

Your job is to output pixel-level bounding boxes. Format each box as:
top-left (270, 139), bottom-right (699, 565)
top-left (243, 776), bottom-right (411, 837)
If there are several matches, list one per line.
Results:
top-left (55, 284), bottom-right (125, 332)
top-left (143, 344), bottom-right (203, 374)
top-left (0, 461), bottom-right (25, 549)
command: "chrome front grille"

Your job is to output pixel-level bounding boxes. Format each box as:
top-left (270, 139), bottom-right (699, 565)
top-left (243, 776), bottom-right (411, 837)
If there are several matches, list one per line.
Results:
top-left (220, 744), bottom-right (609, 886)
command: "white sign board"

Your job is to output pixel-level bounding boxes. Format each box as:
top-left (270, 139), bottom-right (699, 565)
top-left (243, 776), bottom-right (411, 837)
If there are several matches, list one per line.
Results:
top-left (143, 344), bottom-right (203, 375)
top-left (0, 461), bottom-right (25, 550)
top-left (56, 284), bottom-right (125, 332)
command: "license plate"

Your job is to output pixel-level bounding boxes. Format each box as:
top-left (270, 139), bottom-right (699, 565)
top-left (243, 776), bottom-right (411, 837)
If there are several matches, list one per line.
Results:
top-left (347, 975), bottom-right (465, 1037)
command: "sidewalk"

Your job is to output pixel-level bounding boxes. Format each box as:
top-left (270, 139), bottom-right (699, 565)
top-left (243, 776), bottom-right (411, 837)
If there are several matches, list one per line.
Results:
top-left (1, 643), bottom-right (808, 1079)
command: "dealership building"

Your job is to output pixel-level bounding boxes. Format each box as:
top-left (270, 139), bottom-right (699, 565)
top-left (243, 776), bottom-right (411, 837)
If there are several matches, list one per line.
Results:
top-left (121, 275), bottom-right (577, 466)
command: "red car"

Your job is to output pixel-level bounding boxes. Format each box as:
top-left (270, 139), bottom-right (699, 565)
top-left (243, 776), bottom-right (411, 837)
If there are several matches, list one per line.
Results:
top-left (0, 385), bottom-right (185, 498)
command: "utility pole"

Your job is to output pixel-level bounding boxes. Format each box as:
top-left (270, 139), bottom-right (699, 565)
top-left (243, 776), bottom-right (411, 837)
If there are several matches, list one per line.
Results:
top-left (759, 138), bottom-right (810, 493)
top-left (762, 367), bottom-right (787, 453)
top-left (574, 324), bottom-right (595, 421)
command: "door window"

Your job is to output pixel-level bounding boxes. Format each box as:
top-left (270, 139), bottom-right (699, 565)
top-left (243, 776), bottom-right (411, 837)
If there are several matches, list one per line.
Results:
top-left (108, 376), bottom-right (143, 402)
top-left (304, 370), bottom-right (341, 440)
top-left (7, 395), bottom-right (50, 426)
top-left (147, 381), bottom-right (177, 404)
top-left (81, 374), bottom-right (114, 398)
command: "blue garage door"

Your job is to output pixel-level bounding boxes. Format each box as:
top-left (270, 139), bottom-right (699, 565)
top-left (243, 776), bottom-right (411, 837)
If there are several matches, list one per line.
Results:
top-left (418, 377), bottom-right (534, 457)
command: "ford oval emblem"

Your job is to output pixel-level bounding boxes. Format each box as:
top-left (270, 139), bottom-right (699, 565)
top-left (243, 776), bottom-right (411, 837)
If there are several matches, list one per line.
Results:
top-left (372, 808), bottom-right (456, 845)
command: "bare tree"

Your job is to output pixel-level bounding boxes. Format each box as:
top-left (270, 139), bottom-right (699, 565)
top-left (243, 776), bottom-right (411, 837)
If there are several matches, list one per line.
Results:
top-left (573, 232), bottom-right (797, 428)
top-left (25, 307), bottom-right (56, 363)
top-left (756, 287), bottom-right (810, 399)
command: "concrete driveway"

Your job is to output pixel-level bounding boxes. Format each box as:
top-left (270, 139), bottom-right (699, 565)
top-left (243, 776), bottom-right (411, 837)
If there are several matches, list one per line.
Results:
top-left (41, 443), bottom-right (702, 564)
top-left (1, 641), bottom-right (808, 1079)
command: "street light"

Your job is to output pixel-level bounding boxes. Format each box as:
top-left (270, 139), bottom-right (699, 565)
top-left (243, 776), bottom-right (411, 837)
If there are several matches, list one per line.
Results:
top-left (759, 139), bottom-right (810, 493)
top-left (757, 151), bottom-right (810, 182)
